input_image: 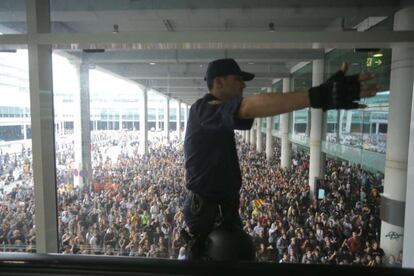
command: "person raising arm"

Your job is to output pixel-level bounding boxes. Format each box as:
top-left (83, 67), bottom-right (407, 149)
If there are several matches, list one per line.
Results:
top-left (183, 58), bottom-right (378, 261)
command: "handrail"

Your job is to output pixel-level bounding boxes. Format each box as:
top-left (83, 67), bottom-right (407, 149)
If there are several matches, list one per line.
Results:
top-left (0, 253), bottom-right (413, 276)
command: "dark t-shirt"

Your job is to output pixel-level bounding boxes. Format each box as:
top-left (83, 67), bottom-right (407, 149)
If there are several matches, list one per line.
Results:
top-left (184, 93), bottom-right (253, 204)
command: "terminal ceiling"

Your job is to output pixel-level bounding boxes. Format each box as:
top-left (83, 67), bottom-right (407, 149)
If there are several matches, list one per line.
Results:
top-left (0, 0), bottom-right (407, 104)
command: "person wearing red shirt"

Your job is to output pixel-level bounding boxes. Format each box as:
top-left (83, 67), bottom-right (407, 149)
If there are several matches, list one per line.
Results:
top-left (346, 231), bottom-right (361, 254)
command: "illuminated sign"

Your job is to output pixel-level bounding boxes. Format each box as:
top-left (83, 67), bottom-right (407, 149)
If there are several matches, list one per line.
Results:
top-left (366, 56), bottom-right (382, 68)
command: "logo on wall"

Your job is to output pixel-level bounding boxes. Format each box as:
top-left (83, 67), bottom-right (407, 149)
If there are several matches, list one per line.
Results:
top-left (385, 231), bottom-right (403, 240)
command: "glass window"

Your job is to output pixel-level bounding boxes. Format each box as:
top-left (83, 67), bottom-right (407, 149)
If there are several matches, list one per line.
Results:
top-left (0, 0), bottom-right (27, 34)
top-left (273, 116), bottom-right (280, 131)
top-left (272, 80), bottom-right (283, 132)
top-left (291, 63), bottom-right (312, 143)
top-left (148, 108), bottom-right (156, 121)
top-left (0, 49), bottom-right (33, 252)
top-left (53, 51), bottom-right (150, 255)
top-left (170, 108), bottom-right (177, 122)
top-left (324, 49), bottom-right (391, 155)
top-left (16, 2), bottom-right (405, 266)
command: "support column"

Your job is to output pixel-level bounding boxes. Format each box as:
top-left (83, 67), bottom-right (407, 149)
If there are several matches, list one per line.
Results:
top-left (27, 0), bottom-right (58, 253)
top-left (73, 58), bottom-right (92, 191)
top-left (266, 87), bottom-right (274, 161)
top-left (155, 107), bottom-right (160, 131)
top-left (139, 88), bottom-right (148, 155)
top-left (119, 109), bottom-right (123, 130)
top-left (280, 78), bottom-right (292, 169)
top-left (381, 6), bottom-right (414, 266)
top-left (250, 122), bottom-right (256, 146)
top-left (23, 124), bottom-right (27, 140)
top-left (177, 100), bottom-right (181, 141)
top-left (256, 118), bottom-right (263, 153)
top-left (245, 130), bottom-right (250, 144)
top-left (309, 59), bottom-right (324, 198)
top-left (164, 96), bottom-right (170, 142)
top-left (345, 111), bottom-right (352, 133)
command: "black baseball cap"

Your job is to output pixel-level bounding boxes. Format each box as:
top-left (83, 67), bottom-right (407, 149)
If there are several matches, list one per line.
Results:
top-left (204, 58), bottom-right (255, 82)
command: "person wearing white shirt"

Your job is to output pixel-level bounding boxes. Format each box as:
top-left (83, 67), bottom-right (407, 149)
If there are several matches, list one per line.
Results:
top-left (177, 247), bottom-right (187, 260)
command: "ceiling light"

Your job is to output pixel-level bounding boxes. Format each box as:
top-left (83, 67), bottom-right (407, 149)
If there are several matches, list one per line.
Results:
top-left (149, 62), bottom-right (156, 65)
top-left (83, 49), bottom-right (105, 53)
top-left (373, 53), bottom-right (383, 57)
top-left (268, 22), bottom-right (275, 32)
top-left (354, 48), bottom-right (380, 53)
top-left (112, 24), bottom-right (119, 34)
top-left (248, 62), bottom-right (255, 65)
top-left (163, 19), bottom-right (174, 32)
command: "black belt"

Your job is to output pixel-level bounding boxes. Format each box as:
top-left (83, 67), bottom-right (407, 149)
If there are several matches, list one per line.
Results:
top-left (189, 191), bottom-right (238, 220)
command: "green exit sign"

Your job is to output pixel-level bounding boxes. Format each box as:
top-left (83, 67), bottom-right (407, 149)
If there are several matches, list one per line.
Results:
top-left (366, 56), bottom-right (383, 68)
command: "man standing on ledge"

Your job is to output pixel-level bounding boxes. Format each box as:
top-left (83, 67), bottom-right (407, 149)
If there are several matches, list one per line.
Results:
top-left (183, 58), bottom-right (378, 261)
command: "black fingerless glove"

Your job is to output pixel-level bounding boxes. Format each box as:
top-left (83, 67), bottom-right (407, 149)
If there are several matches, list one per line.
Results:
top-left (309, 70), bottom-right (361, 111)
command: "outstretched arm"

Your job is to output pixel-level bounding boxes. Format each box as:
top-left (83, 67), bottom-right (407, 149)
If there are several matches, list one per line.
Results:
top-left (238, 89), bottom-right (310, 119)
top-left (237, 63), bottom-right (378, 119)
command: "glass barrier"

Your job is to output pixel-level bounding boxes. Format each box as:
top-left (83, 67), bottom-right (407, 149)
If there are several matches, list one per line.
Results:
top-left (0, 49), bottom-right (34, 252)
top-left (51, 51), bottom-right (186, 256)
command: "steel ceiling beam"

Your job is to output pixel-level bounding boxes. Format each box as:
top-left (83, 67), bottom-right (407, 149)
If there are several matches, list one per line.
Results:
top-left (67, 49), bottom-right (325, 64)
top-left (1, 30), bottom-right (413, 49)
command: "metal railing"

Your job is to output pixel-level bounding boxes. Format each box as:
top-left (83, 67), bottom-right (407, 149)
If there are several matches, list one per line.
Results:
top-left (0, 253), bottom-right (412, 276)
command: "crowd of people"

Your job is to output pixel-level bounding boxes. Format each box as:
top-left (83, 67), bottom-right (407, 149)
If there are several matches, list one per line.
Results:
top-left (0, 130), bottom-right (402, 267)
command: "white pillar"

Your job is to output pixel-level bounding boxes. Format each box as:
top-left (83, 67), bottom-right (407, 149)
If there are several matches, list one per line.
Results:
top-left (381, 6), bottom-right (414, 266)
top-left (256, 118), bottom-right (263, 153)
top-left (73, 59), bottom-right (92, 191)
top-left (345, 111), bottom-right (352, 133)
top-left (406, 82), bottom-right (414, 269)
top-left (155, 107), bottom-right (160, 131)
top-left (245, 130), bottom-right (250, 144)
top-left (309, 59), bottom-right (324, 198)
top-left (139, 88), bottom-right (148, 155)
top-left (27, 0), bottom-right (58, 253)
top-left (266, 87), bottom-right (274, 161)
top-left (119, 109), bottom-right (123, 130)
top-left (177, 100), bottom-right (182, 141)
top-left (250, 121), bottom-right (256, 146)
top-left (23, 124), bottom-right (27, 140)
top-left (164, 96), bottom-right (170, 142)
top-left (281, 78), bottom-right (292, 169)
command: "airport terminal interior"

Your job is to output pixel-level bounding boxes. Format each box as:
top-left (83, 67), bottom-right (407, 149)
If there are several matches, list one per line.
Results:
top-left (0, 0), bottom-right (414, 274)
